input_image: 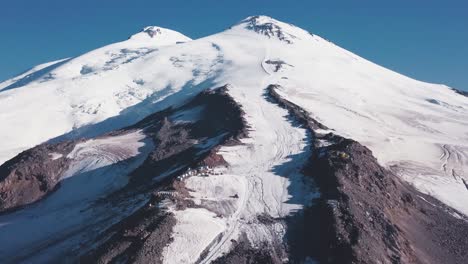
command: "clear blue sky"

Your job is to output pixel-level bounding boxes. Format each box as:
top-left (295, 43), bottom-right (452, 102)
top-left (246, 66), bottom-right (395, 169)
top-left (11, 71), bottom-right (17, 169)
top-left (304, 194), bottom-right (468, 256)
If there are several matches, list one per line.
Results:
top-left (1, 0), bottom-right (467, 91)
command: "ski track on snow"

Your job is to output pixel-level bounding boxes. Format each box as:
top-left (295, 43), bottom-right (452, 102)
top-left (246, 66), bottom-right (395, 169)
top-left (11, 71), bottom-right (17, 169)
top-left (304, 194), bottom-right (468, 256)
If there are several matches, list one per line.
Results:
top-left (162, 34), bottom-right (318, 264)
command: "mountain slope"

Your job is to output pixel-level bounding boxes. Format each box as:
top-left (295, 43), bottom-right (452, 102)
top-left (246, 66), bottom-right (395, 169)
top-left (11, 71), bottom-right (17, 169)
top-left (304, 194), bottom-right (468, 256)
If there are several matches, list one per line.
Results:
top-left (0, 26), bottom-right (196, 164)
top-left (0, 15), bottom-right (467, 263)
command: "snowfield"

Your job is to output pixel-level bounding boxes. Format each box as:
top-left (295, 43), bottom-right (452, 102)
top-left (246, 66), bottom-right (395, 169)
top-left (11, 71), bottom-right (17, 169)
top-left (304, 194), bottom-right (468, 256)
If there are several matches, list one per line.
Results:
top-left (162, 207), bottom-right (227, 263)
top-left (63, 131), bottom-right (149, 179)
top-left (0, 26), bottom-right (219, 164)
top-left (0, 15), bottom-right (467, 263)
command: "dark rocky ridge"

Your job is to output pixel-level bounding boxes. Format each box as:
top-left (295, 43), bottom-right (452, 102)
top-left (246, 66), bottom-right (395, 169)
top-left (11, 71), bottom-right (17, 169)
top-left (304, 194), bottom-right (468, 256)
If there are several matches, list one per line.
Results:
top-left (452, 88), bottom-right (468, 97)
top-left (126, 85), bottom-right (247, 187)
top-left (78, 85), bottom-right (248, 263)
top-left (267, 84), bottom-right (468, 264)
top-left (0, 85), bottom-right (248, 263)
top-left (79, 196), bottom-right (176, 264)
top-left (211, 234), bottom-right (281, 264)
top-left (264, 60), bottom-right (293, 72)
top-left (238, 16), bottom-right (298, 44)
top-left (0, 141), bottom-right (79, 212)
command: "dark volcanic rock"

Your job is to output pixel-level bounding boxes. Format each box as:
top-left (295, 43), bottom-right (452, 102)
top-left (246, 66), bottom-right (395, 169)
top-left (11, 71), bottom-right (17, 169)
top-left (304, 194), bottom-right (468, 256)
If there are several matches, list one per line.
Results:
top-left (266, 85), bottom-right (327, 131)
top-left (452, 88), bottom-right (468, 97)
top-left (264, 60), bottom-right (293, 72)
top-left (80, 198), bottom-right (176, 264)
top-left (0, 84), bottom-right (248, 262)
top-left (306, 139), bottom-right (417, 263)
top-left (212, 235), bottom-right (282, 264)
top-left (127, 85), bottom-right (247, 185)
top-left (198, 147), bottom-right (229, 167)
top-left (267, 84), bottom-right (468, 264)
top-left (238, 16), bottom-right (297, 44)
top-left (304, 137), bottom-right (468, 264)
top-left (0, 141), bottom-right (77, 212)
top-left (77, 85), bottom-right (248, 262)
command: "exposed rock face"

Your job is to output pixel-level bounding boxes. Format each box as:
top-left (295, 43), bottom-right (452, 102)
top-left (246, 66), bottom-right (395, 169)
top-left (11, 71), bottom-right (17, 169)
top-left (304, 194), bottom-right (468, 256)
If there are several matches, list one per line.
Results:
top-left (127, 85), bottom-right (247, 185)
top-left (304, 137), bottom-right (468, 264)
top-left (267, 84), bottom-right (468, 264)
top-left (78, 86), bottom-right (248, 262)
top-left (197, 147), bottom-right (228, 168)
top-left (0, 141), bottom-right (77, 212)
top-left (264, 60), bottom-right (293, 72)
top-left (452, 88), bottom-right (468, 97)
top-left (306, 138), bottom-right (417, 263)
top-left (80, 198), bottom-right (176, 264)
top-left (211, 235), bottom-right (281, 264)
top-left (238, 16), bottom-right (298, 44)
top-left (143, 26), bottom-right (162, 38)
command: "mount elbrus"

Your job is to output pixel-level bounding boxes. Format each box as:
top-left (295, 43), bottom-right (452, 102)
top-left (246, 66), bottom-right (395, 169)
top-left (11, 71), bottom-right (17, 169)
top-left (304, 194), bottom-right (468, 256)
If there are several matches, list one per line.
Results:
top-left (0, 16), bottom-right (467, 264)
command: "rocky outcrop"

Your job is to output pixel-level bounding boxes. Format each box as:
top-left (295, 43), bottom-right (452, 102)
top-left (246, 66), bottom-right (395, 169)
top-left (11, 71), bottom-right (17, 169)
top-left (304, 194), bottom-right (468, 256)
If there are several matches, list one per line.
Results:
top-left (0, 141), bottom-right (77, 212)
top-left (452, 88), bottom-right (468, 97)
top-left (127, 85), bottom-right (247, 185)
top-left (238, 16), bottom-right (298, 44)
top-left (197, 147), bottom-right (228, 168)
top-left (80, 197), bottom-right (176, 264)
top-left (264, 60), bottom-right (293, 72)
top-left (267, 84), bottom-right (468, 264)
top-left (302, 136), bottom-right (468, 264)
top-left (78, 85), bottom-right (248, 262)
top-left (212, 235), bottom-right (281, 264)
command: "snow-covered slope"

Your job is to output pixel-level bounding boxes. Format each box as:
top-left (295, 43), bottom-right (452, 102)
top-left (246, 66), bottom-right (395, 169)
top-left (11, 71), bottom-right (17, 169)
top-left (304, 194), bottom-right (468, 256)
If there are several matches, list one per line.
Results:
top-left (0, 26), bottom-right (195, 164)
top-left (0, 15), bottom-right (467, 263)
top-left (3, 15), bottom-right (465, 214)
top-left (0, 58), bottom-right (71, 92)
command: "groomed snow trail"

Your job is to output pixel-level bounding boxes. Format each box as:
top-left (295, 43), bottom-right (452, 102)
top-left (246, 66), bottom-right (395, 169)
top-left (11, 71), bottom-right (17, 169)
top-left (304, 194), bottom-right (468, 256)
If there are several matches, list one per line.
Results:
top-left (162, 32), bottom-right (318, 263)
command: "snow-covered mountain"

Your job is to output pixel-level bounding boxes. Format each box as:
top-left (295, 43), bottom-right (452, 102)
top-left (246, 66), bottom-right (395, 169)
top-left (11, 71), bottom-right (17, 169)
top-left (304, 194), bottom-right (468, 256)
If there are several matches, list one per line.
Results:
top-left (0, 16), bottom-right (467, 263)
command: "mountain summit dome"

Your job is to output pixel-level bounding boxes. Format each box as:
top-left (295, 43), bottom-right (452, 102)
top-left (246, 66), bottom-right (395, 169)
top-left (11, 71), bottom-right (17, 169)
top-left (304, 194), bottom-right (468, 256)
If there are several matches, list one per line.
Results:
top-left (128, 26), bottom-right (192, 45)
top-left (231, 15), bottom-right (312, 44)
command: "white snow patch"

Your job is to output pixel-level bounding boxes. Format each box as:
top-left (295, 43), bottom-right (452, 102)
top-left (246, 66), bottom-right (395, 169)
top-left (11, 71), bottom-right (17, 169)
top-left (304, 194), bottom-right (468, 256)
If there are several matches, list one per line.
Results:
top-left (48, 152), bottom-right (63, 160)
top-left (162, 207), bottom-right (226, 264)
top-left (64, 131), bottom-right (147, 178)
